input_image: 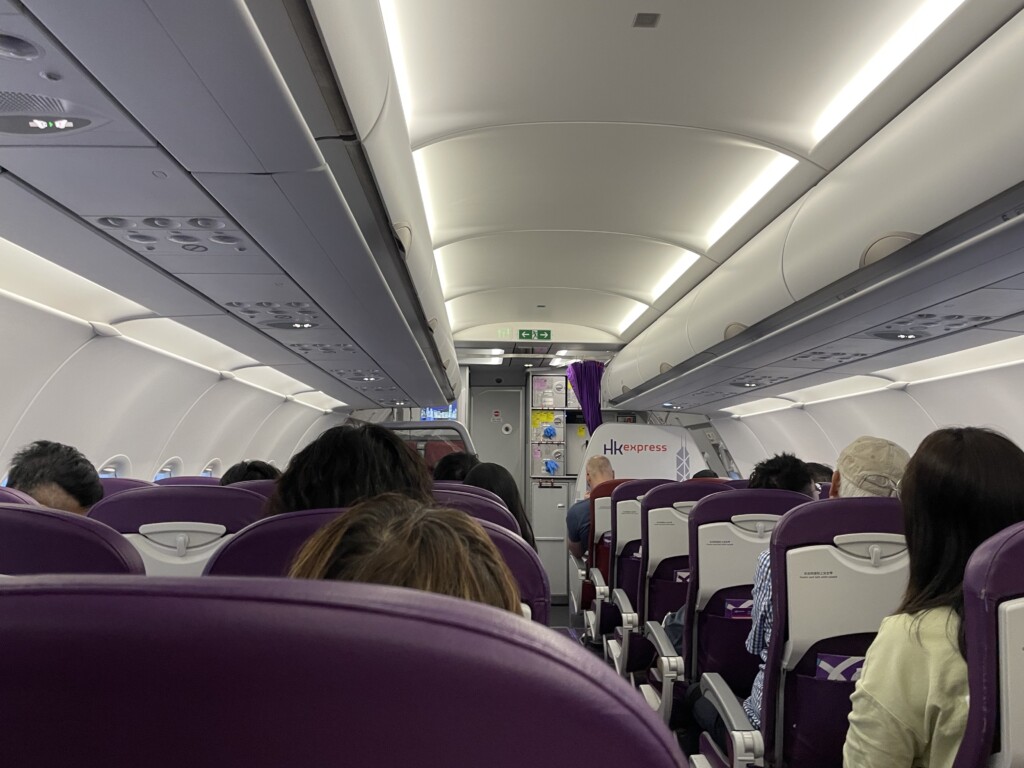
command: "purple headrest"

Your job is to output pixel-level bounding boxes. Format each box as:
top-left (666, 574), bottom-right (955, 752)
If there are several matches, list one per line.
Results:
top-left (954, 521), bottom-right (1024, 768)
top-left (0, 503), bottom-right (144, 575)
top-left (725, 479), bottom-right (749, 489)
top-left (475, 519), bottom-right (551, 625)
top-left (0, 486), bottom-right (40, 506)
top-left (99, 477), bottom-right (156, 497)
top-left (204, 508), bottom-right (343, 577)
top-left (770, 496), bottom-right (902, 549)
top-left (612, 479), bottom-right (673, 505)
top-left (0, 576), bottom-right (686, 767)
top-left (691, 488), bottom-right (813, 527)
top-left (433, 489), bottom-right (520, 535)
top-left (817, 481), bottom-right (832, 499)
top-left (228, 478), bottom-right (278, 498)
top-left (435, 482), bottom-right (507, 508)
top-left (155, 475), bottom-right (222, 486)
top-left (87, 485), bottom-right (267, 534)
top-left (642, 481), bottom-right (730, 511)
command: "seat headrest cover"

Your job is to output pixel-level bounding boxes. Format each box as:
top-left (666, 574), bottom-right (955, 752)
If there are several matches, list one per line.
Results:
top-left (88, 485), bottom-right (266, 533)
top-left (643, 481), bottom-right (729, 510)
top-left (0, 575), bottom-right (686, 767)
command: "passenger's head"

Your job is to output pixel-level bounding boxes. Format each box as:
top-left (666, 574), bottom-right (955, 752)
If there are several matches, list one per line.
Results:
top-left (805, 462), bottom-right (834, 484)
top-left (432, 451), bottom-right (480, 482)
top-left (585, 455), bottom-right (615, 491)
top-left (463, 462), bottom-right (535, 548)
top-left (831, 436), bottom-right (910, 499)
top-left (289, 493), bottom-right (521, 612)
top-left (267, 425), bottom-right (433, 515)
top-left (748, 453), bottom-right (815, 498)
top-left (692, 468), bottom-right (719, 479)
top-left (6, 440), bottom-right (103, 515)
top-left (898, 428), bottom-right (1024, 633)
top-left (220, 459), bottom-right (281, 486)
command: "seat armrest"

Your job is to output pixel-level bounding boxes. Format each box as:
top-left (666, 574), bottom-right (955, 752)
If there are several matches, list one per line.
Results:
top-left (589, 568), bottom-right (609, 599)
top-left (688, 757), bottom-right (713, 768)
top-left (611, 588), bottom-right (637, 624)
top-left (699, 673), bottom-right (754, 732)
top-left (645, 620), bottom-right (681, 661)
top-left (699, 673), bottom-right (764, 767)
top-left (568, 552), bottom-right (586, 574)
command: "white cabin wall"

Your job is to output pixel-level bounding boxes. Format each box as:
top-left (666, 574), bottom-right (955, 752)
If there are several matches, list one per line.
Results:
top-left (0, 290), bottom-right (338, 480)
top-left (712, 361), bottom-right (1024, 474)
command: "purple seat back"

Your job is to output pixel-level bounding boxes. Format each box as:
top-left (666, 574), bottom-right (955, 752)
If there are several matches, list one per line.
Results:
top-left (433, 489), bottom-right (520, 535)
top-left (683, 489), bottom-right (811, 693)
top-left (0, 486), bottom-right (39, 505)
top-left (611, 478), bottom-right (673, 594)
top-left (204, 510), bottom-right (550, 624)
top-left (155, 475), bottom-right (221, 486)
top-left (203, 508), bottom-right (343, 577)
top-left (725, 479), bottom-right (749, 489)
top-left (761, 497), bottom-right (904, 767)
top-left (0, 503), bottom-right (144, 575)
top-left (434, 481), bottom-right (507, 508)
top-left (953, 521), bottom-right (1024, 768)
top-left (0, 576), bottom-right (686, 768)
top-left (87, 485), bottom-right (266, 534)
top-left (476, 519), bottom-right (550, 625)
top-left (99, 477), bottom-right (156, 497)
top-left (638, 481), bottom-right (731, 622)
top-left (817, 481), bottom-right (831, 499)
top-left (229, 478), bottom-right (278, 498)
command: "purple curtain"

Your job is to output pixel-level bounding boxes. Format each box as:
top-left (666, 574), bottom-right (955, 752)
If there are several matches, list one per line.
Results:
top-left (567, 360), bottom-right (605, 435)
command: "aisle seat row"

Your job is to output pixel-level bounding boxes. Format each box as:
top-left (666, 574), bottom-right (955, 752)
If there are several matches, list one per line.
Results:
top-left (0, 481), bottom-right (549, 623)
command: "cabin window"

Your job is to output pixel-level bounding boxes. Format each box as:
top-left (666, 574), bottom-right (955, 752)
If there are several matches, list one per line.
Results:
top-left (98, 455), bottom-right (132, 480)
top-left (200, 459), bottom-right (222, 478)
top-left (154, 457), bottom-right (183, 481)
top-left (98, 466), bottom-right (118, 479)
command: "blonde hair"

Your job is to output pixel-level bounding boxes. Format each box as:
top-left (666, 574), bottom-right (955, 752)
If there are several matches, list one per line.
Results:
top-left (289, 493), bottom-right (521, 613)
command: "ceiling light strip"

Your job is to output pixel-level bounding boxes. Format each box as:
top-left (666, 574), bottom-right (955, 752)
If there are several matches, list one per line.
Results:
top-left (707, 154), bottom-right (798, 247)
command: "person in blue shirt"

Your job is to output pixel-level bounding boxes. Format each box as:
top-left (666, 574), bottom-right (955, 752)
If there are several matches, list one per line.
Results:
top-left (565, 455), bottom-right (614, 558)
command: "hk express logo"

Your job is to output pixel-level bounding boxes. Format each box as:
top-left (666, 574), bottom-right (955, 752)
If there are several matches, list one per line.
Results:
top-left (602, 440), bottom-right (669, 455)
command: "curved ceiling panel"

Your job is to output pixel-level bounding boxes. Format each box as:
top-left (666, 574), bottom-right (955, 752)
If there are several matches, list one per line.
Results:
top-left (446, 286), bottom-right (646, 338)
top-left (438, 230), bottom-right (713, 303)
top-left (420, 123), bottom-right (796, 254)
top-left (394, 0), bottom-right (946, 156)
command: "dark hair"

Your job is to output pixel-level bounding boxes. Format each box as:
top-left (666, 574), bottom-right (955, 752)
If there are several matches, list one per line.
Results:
top-left (805, 462), bottom-right (834, 483)
top-left (463, 462), bottom-right (536, 550)
top-left (897, 427), bottom-right (1024, 655)
top-left (266, 424), bottom-right (433, 516)
top-left (289, 493), bottom-right (521, 613)
top-left (220, 460), bottom-right (281, 486)
top-left (748, 453), bottom-right (814, 496)
top-left (692, 469), bottom-right (719, 479)
top-left (432, 451), bottom-right (481, 482)
top-left (7, 440), bottom-right (103, 510)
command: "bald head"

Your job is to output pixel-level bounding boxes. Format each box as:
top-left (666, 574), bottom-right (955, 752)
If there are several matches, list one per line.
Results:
top-left (585, 455), bottom-right (614, 493)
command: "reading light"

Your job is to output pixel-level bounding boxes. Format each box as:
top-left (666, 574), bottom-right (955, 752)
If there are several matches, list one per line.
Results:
top-left (897, 333), bottom-right (918, 340)
top-left (707, 155), bottom-right (798, 246)
top-left (812, 0), bottom-right (967, 142)
top-left (617, 303), bottom-right (648, 335)
top-left (651, 250), bottom-right (700, 301)
top-left (743, 382), bottom-right (758, 388)
top-left (523, 363), bottom-right (534, 368)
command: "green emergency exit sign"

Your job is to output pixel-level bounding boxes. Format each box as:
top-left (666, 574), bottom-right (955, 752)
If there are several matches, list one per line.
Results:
top-left (518, 329), bottom-right (552, 340)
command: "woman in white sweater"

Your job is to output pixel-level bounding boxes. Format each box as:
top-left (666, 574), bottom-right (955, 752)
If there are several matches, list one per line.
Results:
top-left (844, 427), bottom-right (1024, 768)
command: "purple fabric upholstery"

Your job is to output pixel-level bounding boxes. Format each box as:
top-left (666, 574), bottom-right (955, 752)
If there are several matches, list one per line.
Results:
top-left (612, 478), bottom-right (673, 592)
top-left (434, 481), bottom-right (507, 508)
top-left (0, 486), bottom-right (39, 505)
top-left (99, 477), bottom-right (156, 497)
top-left (953, 521), bottom-right (1024, 768)
top-left (683, 489), bottom-right (811, 692)
top-left (203, 508), bottom-right (550, 624)
top-left (0, 575), bottom-right (686, 768)
top-left (567, 360), bottom-right (605, 434)
top-left (203, 508), bottom-right (344, 577)
top-left (433, 488), bottom-right (520, 535)
top-left (155, 475), bottom-right (221, 486)
top-left (761, 496), bottom-right (903, 767)
top-left (478, 518), bottom-right (550, 624)
top-left (228, 478), bottom-right (277, 498)
top-left (639, 481), bottom-right (730, 622)
top-left (817, 482), bottom-right (831, 499)
top-left (725, 479), bottom-right (749, 489)
top-left (87, 485), bottom-right (266, 534)
top-left (0, 503), bottom-right (144, 574)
